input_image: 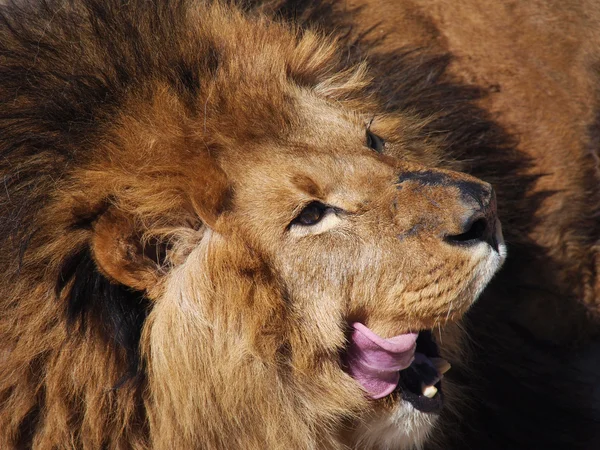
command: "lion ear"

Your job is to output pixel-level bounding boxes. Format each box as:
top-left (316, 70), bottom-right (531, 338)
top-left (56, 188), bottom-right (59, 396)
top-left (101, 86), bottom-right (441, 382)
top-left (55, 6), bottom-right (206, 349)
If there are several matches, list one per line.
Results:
top-left (91, 209), bottom-right (164, 293)
top-left (91, 151), bottom-right (231, 293)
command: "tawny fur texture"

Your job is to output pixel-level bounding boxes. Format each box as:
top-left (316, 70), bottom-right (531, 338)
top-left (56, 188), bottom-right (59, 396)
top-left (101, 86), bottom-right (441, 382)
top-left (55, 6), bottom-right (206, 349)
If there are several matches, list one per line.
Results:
top-left (0, 1), bottom-right (599, 449)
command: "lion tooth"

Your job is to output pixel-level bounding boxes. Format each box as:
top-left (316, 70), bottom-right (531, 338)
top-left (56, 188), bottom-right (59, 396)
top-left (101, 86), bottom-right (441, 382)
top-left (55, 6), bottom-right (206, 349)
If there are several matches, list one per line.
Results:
top-left (422, 384), bottom-right (438, 398)
top-left (431, 357), bottom-right (451, 375)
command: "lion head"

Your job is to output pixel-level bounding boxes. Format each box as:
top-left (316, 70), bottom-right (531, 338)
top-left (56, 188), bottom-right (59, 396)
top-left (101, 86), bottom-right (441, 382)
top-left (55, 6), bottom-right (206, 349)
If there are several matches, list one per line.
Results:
top-left (0, 1), bottom-right (506, 448)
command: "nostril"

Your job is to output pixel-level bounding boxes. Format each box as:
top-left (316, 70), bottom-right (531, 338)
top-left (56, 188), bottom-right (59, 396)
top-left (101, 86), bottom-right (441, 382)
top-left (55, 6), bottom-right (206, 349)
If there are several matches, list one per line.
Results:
top-left (445, 218), bottom-right (488, 246)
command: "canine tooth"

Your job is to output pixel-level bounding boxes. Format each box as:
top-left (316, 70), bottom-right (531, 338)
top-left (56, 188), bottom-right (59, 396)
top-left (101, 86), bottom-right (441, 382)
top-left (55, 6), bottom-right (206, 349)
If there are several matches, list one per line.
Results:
top-left (422, 384), bottom-right (438, 398)
top-left (431, 357), bottom-right (451, 374)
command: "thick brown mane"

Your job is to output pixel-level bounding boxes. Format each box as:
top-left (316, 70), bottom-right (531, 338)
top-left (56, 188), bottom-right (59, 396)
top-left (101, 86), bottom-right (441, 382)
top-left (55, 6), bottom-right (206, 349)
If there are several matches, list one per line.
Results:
top-left (1, 0), bottom-right (599, 449)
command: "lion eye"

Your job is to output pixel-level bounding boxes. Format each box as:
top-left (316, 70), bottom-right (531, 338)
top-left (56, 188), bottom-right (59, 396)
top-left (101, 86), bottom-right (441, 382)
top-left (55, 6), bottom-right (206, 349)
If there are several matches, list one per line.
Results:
top-left (293, 201), bottom-right (328, 226)
top-left (366, 130), bottom-right (385, 153)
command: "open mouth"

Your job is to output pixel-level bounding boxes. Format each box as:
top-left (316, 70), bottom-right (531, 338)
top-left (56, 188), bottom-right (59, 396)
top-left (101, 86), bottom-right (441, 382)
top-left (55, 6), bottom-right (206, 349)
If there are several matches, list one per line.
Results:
top-left (395, 330), bottom-right (448, 413)
top-left (345, 324), bottom-right (450, 414)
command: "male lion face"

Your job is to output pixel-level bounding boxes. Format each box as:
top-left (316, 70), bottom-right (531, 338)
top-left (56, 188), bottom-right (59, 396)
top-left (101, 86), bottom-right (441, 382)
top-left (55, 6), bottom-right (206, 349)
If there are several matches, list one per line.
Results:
top-left (206, 92), bottom-right (506, 445)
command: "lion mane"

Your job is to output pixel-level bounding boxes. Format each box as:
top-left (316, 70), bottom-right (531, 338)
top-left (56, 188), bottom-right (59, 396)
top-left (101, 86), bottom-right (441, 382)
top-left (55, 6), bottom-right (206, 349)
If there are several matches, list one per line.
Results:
top-left (1, 0), bottom-right (599, 449)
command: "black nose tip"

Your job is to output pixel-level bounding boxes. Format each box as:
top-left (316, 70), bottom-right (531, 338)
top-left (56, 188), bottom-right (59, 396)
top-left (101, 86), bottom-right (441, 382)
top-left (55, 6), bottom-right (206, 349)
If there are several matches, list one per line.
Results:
top-left (446, 215), bottom-right (498, 250)
top-left (445, 187), bottom-right (499, 251)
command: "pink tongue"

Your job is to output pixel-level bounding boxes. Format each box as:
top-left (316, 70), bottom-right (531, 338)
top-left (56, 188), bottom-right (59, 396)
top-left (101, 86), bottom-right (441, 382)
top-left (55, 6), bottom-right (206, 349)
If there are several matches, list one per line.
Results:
top-left (346, 322), bottom-right (418, 399)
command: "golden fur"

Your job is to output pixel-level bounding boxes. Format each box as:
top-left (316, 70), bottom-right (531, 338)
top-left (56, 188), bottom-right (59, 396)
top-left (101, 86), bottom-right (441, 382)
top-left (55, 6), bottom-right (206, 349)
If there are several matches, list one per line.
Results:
top-left (0, 0), bottom-right (598, 449)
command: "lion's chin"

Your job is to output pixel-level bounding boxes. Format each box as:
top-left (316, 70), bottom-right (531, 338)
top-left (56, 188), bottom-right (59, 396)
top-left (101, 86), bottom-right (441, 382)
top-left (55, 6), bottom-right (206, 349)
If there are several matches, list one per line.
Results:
top-left (352, 395), bottom-right (439, 450)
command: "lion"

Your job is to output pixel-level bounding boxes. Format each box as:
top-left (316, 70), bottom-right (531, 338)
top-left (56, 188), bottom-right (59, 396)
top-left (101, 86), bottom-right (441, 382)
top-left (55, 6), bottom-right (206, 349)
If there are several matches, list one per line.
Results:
top-left (0, 0), bottom-right (599, 449)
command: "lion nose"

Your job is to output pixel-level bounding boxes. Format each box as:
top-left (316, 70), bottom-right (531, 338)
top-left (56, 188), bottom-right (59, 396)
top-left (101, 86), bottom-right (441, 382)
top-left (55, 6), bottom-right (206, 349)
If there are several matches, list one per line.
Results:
top-left (396, 170), bottom-right (500, 252)
top-left (444, 181), bottom-right (499, 251)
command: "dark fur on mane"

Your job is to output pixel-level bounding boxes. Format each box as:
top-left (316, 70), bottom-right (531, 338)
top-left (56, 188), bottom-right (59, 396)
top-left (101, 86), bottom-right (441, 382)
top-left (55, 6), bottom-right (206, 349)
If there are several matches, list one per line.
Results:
top-left (0, 0), bottom-right (598, 448)
top-left (56, 247), bottom-right (150, 387)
